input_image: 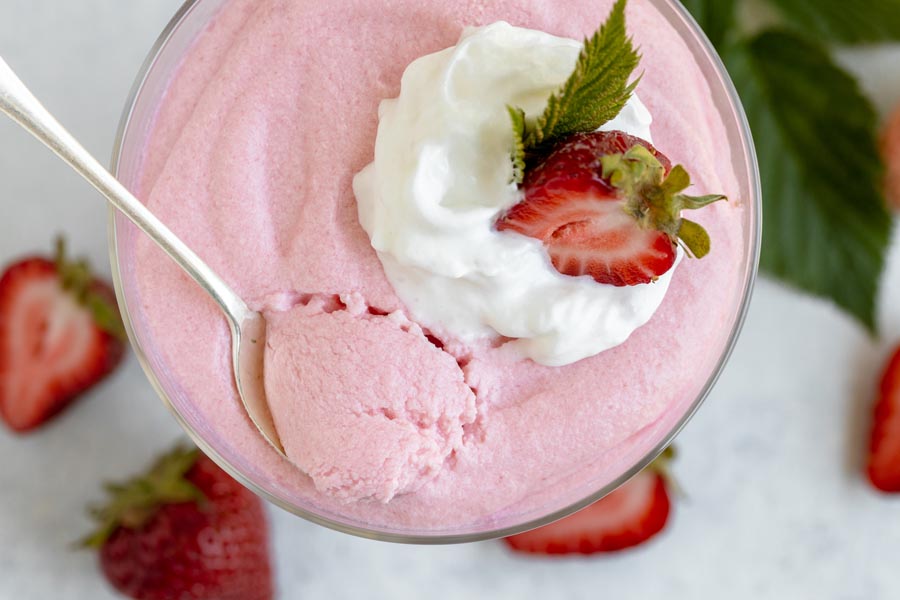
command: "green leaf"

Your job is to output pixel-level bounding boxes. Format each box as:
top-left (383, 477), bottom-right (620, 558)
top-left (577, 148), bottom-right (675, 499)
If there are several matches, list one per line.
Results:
top-left (86, 294), bottom-right (127, 341)
top-left (679, 0), bottom-right (737, 49)
top-left (679, 193), bottom-right (727, 210)
top-left (524, 0), bottom-right (640, 149)
top-left (660, 164), bottom-right (691, 195)
top-left (677, 219), bottom-right (711, 259)
top-left (80, 445), bottom-right (203, 548)
top-left (766, 0), bottom-right (900, 44)
top-left (54, 235), bottom-right (126, 340)
top-left (507, 105), bottom-right (526, 185)
top-left (724, 30), bottom-right (892, 331)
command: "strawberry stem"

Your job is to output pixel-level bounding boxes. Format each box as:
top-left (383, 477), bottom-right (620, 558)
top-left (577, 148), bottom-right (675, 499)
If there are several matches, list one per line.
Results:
top-left (53, 236), bottom-right (127, 341)
top-left (649, 446), bottom-right (684, 498)
top-left (600, 146), bottom-right (726, 258)
top-left (80, 445), bottom-right (205, 548)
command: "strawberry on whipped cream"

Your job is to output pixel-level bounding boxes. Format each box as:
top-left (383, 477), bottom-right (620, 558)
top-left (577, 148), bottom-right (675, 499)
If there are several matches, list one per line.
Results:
top-left (354, 22), bottom-right (681, 367)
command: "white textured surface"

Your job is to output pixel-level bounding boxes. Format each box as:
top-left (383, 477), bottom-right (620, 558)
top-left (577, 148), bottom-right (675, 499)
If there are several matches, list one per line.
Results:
top-left (1, 1), bottom-right (900, 599)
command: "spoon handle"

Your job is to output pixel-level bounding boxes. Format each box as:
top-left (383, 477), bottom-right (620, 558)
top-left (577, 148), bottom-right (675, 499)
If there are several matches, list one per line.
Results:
top-left (0, 56), bottom-right (249, 325)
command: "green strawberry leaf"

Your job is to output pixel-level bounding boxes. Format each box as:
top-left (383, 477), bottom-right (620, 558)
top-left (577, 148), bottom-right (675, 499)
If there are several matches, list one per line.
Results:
top-left (724, 30), bottom-right (892, 331)
top-left (679, 0), bottom-right (737, 49)
top-left (602, 145), bottom-right (725, 260)
top-left (508, 105), bottom-right (527, 185)
top-left (81, 445), bottom-right (203, 548)
top-left (677, 219), bottom-right (712, 259)
top-left (519, 0), bottom-right (640, 150)
top-left (766, 0), bottom-right (900, 44)
top-left (54, 237), bottom-right (126, 340)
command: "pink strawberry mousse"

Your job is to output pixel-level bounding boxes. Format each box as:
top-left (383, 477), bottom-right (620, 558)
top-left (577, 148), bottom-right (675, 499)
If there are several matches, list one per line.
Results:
top-left (264, 294), bottom-right (476, 502)
top-left (123, 0), bottom-right (749, 531)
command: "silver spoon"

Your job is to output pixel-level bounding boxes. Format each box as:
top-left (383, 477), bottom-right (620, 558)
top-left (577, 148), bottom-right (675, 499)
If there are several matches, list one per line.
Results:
top-left (0, 56), bottom-right (286, 457)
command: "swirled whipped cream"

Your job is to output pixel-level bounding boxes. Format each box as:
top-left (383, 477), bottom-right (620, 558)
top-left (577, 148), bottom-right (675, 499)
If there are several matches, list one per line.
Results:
top-left (354, 22), bottom-right (679, 366)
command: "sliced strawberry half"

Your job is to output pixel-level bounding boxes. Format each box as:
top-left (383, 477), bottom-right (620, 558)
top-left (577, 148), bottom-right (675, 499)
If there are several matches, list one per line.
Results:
top-left (868, 346), bottom-right (900, 492)
top-left (497, 131), bottom-right (725, 287)
top-left (504, 449), bottom-right (674, 555)
top-left (0, 239), bottom-right (126, 432)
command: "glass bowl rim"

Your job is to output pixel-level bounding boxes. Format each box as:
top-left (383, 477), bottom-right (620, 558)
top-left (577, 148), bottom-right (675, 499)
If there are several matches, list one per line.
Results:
top-left (107, 0), bottom-right (762, 545)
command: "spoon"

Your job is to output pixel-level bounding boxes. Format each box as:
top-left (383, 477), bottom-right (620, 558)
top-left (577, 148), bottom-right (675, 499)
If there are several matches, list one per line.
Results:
top-left (0, 56), bottom-right (287, 457)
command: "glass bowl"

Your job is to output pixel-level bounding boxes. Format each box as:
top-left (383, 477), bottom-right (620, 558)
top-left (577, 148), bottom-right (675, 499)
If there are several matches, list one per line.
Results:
top-left (108, 0), bottom-right (761, 543)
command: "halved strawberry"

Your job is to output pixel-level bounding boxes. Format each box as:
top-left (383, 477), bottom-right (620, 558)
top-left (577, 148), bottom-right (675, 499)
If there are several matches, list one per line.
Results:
top-left (504, 449), bottom-right (674, 555)
top-left (497, 131), bottom-right (725, 286)
top-left (0, 238), bottom-right (126, 432)
top-left (867, 346), bottom-right (900, 492)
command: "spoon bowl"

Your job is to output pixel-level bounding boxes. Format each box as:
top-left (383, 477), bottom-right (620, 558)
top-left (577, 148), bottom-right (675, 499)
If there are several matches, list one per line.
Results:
top-left (232, 310), bottom-right (281, 453)
top-left (0, 56), bottom-right (286, 457)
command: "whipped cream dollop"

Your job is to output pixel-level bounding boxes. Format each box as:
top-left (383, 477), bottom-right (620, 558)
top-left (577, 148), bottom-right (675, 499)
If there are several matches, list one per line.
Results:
top-left (354, 22), bottom-right (679, 366)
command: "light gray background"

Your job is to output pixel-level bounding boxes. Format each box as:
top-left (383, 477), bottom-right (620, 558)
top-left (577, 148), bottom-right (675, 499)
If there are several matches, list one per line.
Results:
top-left (2, 2), bottom-right (900, 599)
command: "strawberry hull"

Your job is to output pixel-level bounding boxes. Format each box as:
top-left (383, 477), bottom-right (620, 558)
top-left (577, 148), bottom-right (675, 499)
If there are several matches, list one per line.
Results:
top-left (114, 0), bottom-right (754, 535)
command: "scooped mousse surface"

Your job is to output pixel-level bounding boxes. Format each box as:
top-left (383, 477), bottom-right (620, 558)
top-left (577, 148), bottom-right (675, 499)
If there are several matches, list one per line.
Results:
top-left (127, 0), bottom-right (747, 531)
top-left (264, 294), bottom-right (477, 503)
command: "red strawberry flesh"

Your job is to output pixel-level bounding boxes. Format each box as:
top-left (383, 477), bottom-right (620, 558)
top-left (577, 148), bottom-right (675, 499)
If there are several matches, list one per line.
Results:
top-left (0, 257), bottom-right (124, 432)
top-left (868, 346), bottom-right (900, 492)
top-left (504, 468), bottom-right (670, 555)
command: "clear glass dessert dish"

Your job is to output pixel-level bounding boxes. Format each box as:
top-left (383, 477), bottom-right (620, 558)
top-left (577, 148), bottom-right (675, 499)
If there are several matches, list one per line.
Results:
top-left (108, 0), bottom-right (761, 543)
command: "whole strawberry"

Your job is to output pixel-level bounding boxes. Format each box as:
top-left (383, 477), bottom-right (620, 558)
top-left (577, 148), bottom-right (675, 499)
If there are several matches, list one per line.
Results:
top-left (497, 130), bottom-right (725, 287)
top-left (83, 445), bottom-right (274, 600)
top-left (0, 237), bottom-right (125, 432)
top-left (504, 448), bottom-right (675, 555)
